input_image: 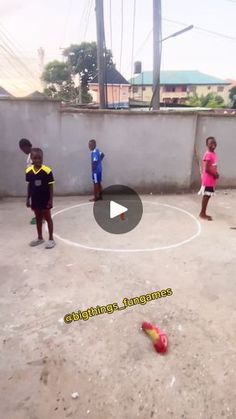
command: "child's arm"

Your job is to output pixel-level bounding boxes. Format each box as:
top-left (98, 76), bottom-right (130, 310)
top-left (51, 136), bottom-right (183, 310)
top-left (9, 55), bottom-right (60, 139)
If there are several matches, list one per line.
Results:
top-left (205, 161), bottom-right (219, 178)
top-left (101, 152), bottom-right (105, 161)
top-left (26, 183), bottom-right (31, 207)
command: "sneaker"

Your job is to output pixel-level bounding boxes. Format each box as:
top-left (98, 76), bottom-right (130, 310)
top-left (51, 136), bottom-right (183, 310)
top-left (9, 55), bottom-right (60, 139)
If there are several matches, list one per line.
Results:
top-left (30, 218), bottom-right (45, 225)
top-left (45, 240), bottom-right (56, 249)
top-left (29, 239), bottom-right (45, 247)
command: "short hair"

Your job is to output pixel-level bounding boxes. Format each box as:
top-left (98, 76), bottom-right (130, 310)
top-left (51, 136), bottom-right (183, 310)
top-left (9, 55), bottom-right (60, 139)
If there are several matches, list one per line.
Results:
top-left (31, 147), bottom-right (43, 156)
top-left (19, 138), bottom-right (32, 148)
top-left (206, 136), bottom-right (216, 145)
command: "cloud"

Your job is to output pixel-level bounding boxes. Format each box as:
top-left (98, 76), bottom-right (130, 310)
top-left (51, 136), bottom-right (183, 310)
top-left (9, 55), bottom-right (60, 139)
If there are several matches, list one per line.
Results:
top-left (0, 0), bottom-right (26, 17)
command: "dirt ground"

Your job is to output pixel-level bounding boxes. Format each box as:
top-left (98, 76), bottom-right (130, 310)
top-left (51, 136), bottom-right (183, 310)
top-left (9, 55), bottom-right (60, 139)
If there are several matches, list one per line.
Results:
top-left (0, 191), bottom-right (236, 419)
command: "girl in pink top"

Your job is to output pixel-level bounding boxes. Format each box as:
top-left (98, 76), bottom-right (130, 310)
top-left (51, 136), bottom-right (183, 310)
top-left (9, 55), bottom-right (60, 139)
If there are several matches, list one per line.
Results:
top-left (199, 137), bottom-right (219, 221)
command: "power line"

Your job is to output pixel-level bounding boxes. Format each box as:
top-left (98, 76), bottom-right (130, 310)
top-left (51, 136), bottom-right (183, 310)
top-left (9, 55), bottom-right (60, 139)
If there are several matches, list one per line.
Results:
top-left (134, 28), bottom-right (152, 58)
top-left (0, 46), bottom-right (37, 91)
top-left (109, 0), bottom-right (114, 107)
top-left (163, 18), bottom-right (236, 41)
top-left (119, 0), bottom-right (124, 71)
top-left (130, 0), bottom-right (137, 92)
top-left (84, 0), bottom-right (93, 40)
top-left (0, 26), bottom-right (40, 82)
top-left (78, 0), bottom-right (91, 42)
top-left (59, 0), bottom-right (73, 48)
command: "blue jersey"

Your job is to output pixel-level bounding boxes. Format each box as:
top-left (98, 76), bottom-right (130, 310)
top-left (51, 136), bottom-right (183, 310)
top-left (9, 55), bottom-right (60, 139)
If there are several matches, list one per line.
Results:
top-left (91, 148), bottom-right (103, 173)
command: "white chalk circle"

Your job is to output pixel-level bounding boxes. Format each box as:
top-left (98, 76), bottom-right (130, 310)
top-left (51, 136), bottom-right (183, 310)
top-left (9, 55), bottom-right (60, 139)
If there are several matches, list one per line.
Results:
top-left (51, 201), bottom-right (202, 253)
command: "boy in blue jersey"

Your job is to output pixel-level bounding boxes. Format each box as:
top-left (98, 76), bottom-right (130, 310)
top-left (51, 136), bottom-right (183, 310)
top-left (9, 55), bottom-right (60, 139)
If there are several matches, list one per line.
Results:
top-left (88, 139), bottom-right (105, 201)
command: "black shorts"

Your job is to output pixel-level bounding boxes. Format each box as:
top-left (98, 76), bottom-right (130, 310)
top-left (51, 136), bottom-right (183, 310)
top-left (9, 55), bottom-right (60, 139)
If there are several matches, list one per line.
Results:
top-left (31, 193), bottom-right (50, 210)
top-left (198, 186), bottom-right (215, 196)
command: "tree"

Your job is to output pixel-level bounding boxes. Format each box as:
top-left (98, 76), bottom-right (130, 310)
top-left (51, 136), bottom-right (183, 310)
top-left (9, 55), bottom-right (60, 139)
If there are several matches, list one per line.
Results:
top-left (42, 60), bottom-right (75, 101)
top-left (186, 93), bottom-right (225, 108)
top-left (229, 87), bottom-right (236, 108)
top-left (42, 61), bottom-right (70, 85)
top-left (42, 42), bottom-right (114, 103)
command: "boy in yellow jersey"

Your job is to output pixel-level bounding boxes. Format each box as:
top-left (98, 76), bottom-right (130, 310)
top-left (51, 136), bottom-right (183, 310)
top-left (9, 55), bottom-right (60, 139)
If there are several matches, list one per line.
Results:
top-left (26, 148), bottom-right (56, 249)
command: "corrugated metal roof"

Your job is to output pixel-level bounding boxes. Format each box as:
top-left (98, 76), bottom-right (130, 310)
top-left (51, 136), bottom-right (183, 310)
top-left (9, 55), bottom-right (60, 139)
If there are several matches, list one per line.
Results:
top-left (131, 71), bottom-right (230, 86)
top-left (91, 67), bottom-right (129, 85)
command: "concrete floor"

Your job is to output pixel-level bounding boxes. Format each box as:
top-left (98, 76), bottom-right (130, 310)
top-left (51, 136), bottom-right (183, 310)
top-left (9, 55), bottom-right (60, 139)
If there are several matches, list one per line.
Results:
top-left (0, 192), bottom-right (236, 419)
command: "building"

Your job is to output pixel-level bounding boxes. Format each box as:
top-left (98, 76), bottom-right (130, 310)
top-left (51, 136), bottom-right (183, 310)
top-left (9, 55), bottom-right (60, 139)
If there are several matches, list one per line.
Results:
top-left (0, 86), bottom-right (13, 98)
top-left (130, 70), bottom-right (231, 105)
top-left (89, 67), bottom-right (130, 108)
top-left (26, 91), bottom-right (47, 99)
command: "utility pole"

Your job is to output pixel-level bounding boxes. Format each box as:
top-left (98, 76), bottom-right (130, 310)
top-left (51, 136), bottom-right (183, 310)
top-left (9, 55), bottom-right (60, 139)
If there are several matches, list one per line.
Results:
top-left (152, 0), bottom-right (162, 110)
top-left (95, 0), bottom-right (106, 109)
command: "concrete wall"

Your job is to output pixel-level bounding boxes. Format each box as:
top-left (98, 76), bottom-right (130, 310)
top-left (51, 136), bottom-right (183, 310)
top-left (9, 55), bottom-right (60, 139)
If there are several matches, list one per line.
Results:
top-left (0, 99), bottom-right (236, 196)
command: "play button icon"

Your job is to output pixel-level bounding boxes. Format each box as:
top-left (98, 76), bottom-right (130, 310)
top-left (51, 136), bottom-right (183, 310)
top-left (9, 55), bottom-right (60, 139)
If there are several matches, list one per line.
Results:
top-left (110, 201), bottom-right (128, 219)
top-left (93, 185), bottom-right (143, 234)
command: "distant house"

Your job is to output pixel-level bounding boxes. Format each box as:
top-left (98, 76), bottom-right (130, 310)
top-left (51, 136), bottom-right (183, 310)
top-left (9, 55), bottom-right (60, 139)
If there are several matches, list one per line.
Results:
top-left (26, 91), bottom-right (47, 99)
top-left (130, 70), bottom-right (231, 105)
top-left (89, 67), bottom-right (130, 108)
top-left (0, 86), bottom-right (13, 98)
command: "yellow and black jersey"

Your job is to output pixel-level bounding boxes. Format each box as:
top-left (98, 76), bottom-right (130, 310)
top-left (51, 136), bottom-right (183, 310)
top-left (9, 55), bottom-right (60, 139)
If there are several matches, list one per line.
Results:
top-left (26, 165), bottom-right (54, 209)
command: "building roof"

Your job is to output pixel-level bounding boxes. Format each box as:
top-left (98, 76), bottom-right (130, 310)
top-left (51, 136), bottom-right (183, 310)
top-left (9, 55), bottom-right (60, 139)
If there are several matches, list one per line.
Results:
top-left (26, 90), bottom-right (46, 98)
top-left (0, 86), bottom-right (13, 97)
top-left (131, 71), bottom-right (230, 86)
top-left (227, 79), bottom-right (236, 88)
top-left (91, 67), bottom-right (129, 85)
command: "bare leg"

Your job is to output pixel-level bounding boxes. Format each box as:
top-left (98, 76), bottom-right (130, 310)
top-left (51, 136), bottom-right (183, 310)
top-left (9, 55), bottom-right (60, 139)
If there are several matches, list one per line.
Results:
top-left (98, 183), bottom-right (103, 199)
top-left (34, 210), bottom-right (43, 239)
top-left (199, 196), bottom-right (212, 220)
top-left (42, 209), bottom-right (53, 240)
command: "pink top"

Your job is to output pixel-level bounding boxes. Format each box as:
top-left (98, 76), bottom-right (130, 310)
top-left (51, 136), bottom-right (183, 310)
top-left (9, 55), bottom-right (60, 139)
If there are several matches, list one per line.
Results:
top-left (202, 151), bottom-right (218, 187)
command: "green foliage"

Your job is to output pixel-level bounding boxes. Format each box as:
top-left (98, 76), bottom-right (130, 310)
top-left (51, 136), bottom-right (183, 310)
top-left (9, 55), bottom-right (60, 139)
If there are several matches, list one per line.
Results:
top-left (42, 42), bottom-right (114, 103)
top-left (42, 61), bottom-right (70, 85)
top-left (63, 42), bottom-right (114, 87)
top-left (229, 86), bottom-right (236, 101)
top-left (186, 93), bottom-right (225, 108)
top-left (229, 87), bottom-right (236, 108)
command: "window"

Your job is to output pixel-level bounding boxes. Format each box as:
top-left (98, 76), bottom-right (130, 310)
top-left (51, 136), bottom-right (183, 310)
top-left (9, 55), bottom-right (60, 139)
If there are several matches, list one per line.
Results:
top-left (208, 86), bottom-right (211, 90)
top-left (188, 86), bottom-right (196, 93)
top-left (133, 86), bottom-right (139, 93)
top-left (217, 86), bottom-right (224, 92)
top-left (142, 86), bottom-right (146, 91)
top-left (165, 85), bottom-right (176, 92)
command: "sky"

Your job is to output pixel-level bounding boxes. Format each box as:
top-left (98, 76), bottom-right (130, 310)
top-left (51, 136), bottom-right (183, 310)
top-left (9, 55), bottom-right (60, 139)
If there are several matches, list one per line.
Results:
top-left (0, 0), bottom-right (236, 95)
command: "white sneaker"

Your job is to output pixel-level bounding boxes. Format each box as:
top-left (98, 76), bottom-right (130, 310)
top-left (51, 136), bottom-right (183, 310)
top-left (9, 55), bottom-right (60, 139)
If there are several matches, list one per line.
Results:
top-left (45, 240), bottom-right (56, 249)
top-left (29, 239), bottom-right (45, 247)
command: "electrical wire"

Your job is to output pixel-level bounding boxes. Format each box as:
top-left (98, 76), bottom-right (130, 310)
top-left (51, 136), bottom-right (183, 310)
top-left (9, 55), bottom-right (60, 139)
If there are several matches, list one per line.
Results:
top-left (163, 18), bottom-right (236, 41)
top-left (109, 0), bottom-right (114, 108)
top-left (134, 28), bottom-right (152, 59)
top-left (84, 0), bottom-right (93, 40)
top-left (0, 27), bottom-right (40, 83)
top-left (130, 0), bottom-right (137, 99)
top-left (59, 0), bottom-right (73, 48)
top-left (119, 0), bottom-right (124, 71)
top-left (119, 0), bottom-right (124, 105)
top-left (0, 46), bottom-right (37, 92)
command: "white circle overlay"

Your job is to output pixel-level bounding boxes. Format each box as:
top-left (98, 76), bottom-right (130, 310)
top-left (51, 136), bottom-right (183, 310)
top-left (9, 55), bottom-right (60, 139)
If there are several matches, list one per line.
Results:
top-left (51, 201), bottom-right (202, 253)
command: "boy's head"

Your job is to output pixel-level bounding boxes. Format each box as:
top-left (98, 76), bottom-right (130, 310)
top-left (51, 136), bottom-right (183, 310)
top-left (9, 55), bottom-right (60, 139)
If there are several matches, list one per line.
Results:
top-left (89, 139), bottom-right (96, 151)
top-left (206, 136), bottom-right (217, 152)
top-left (31, 148), bottom-right (43, 168)
top-left (19, 138), bottom-right (32, 155)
